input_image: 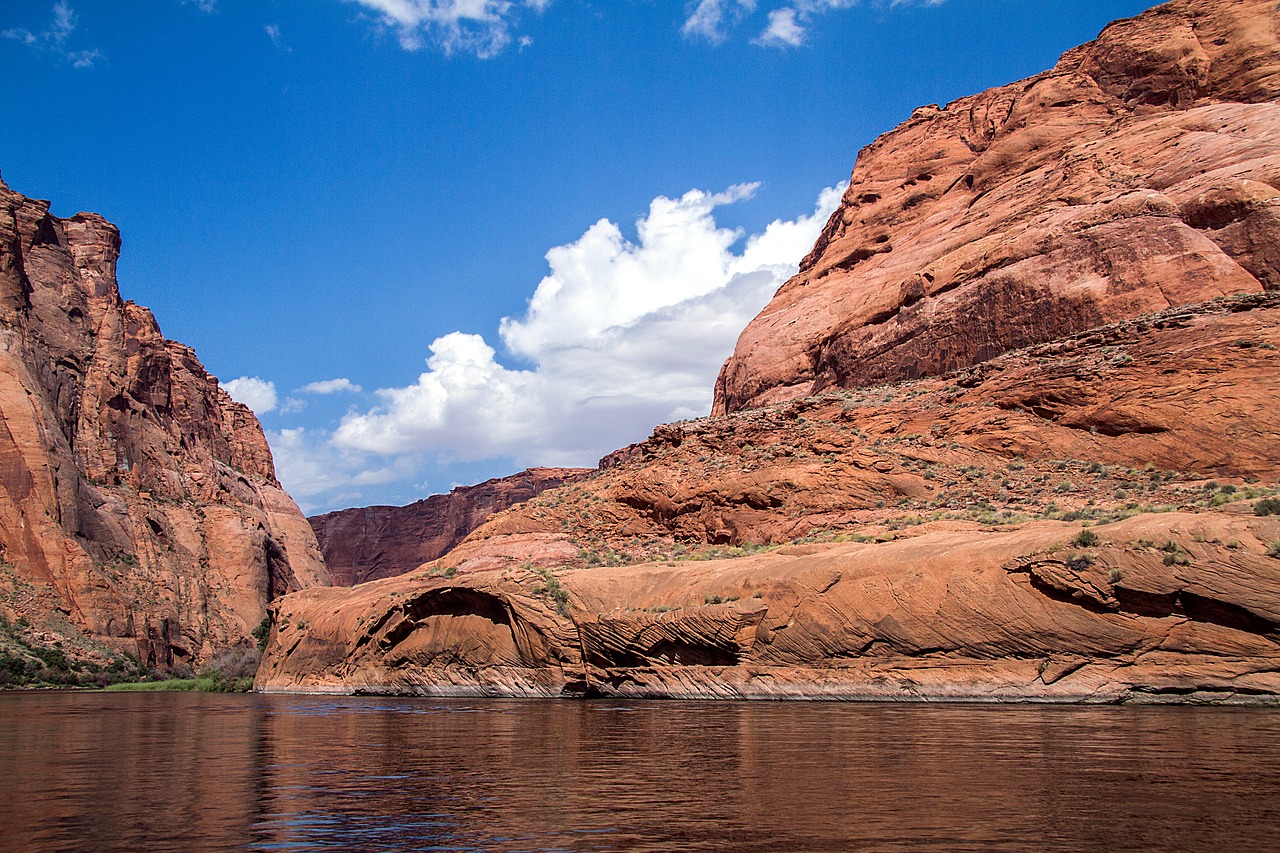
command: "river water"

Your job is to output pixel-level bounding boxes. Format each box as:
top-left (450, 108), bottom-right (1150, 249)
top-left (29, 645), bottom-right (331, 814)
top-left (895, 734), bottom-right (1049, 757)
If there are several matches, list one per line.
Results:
top-left (1, 692), bottom-right (1278, 851)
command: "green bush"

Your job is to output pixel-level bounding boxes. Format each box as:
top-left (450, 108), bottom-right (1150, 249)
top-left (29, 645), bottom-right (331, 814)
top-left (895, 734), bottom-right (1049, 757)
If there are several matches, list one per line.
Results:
top-left (1067, 553), bottom-right (1094, 571)
top-left (1072, 530), bottom-right (1101, 548)
top-left (534, 569), bottom-right (570, 617)
top-left (252, 616), bottom-right (270, 652)
top-left (1255, 498), bottom-right (1280, 517)
top-left (198, 645), bottom-right (260, 692)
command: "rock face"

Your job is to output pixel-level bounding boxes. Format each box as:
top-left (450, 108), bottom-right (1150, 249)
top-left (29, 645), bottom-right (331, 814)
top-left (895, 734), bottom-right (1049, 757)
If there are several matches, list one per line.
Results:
top-left (259, 293), bottom-right (1280, 701)
top-left (714, 0), bottom-right (1280, 414)
top-left (311, 467), bottom-right (590, 586)
top-left (259, 0), bottom-right (1280, 702)
top-left (0, 177), bottom-right (327, 669)
top-left (260, 510), bottom-right (1280, 702)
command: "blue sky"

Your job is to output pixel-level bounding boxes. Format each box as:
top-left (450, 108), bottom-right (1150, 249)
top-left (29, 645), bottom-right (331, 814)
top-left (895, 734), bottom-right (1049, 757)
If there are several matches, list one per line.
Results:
top-left (2, 0), bottom-right (1155, 513)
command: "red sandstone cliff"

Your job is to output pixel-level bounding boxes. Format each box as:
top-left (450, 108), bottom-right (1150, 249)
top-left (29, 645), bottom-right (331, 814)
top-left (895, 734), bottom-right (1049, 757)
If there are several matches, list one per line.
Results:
top-left (311, 467), bottom-right (590, 586)
top-left (0, 177), bottom-right (327, 669)
top-left (259, 0), bottom-right (1280, 702)
top-left (714, 0), bottom-right (1280, 413)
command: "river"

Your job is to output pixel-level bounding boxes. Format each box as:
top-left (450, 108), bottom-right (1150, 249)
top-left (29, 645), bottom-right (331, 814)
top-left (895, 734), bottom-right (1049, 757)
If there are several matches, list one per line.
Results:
top-left (1, 692), bottom-right (1278, 851)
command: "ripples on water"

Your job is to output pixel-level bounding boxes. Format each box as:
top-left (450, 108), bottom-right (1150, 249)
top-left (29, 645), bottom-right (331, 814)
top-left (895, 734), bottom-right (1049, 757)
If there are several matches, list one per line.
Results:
top-left (1, 692), bottom-right (1278, 851)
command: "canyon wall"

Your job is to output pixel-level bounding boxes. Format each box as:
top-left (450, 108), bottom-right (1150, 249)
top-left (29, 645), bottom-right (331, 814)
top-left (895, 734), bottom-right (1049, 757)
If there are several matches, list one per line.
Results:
top-left (259, 0), bottom-right (1280, 702)
top-left (714, 0), bottom-right (1280, 413)
top-left (311, 467), bottom-right (590, 586)
top-left (0, 177), bottom-right (327, 669)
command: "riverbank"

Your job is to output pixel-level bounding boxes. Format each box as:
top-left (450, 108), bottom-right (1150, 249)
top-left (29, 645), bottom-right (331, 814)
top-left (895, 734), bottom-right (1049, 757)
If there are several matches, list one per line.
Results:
top-left (104, 676), bottom-right (254, 693)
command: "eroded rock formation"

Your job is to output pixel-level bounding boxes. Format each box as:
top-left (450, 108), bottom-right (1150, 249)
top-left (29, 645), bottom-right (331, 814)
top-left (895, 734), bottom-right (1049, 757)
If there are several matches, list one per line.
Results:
top-left (259, 510), bottom-right (1280, 701)
top-left (0, 177), bottom-right (327, 669)
top-left (714, 0), bottom-right (1280, 413)
top-left (311, 467), bottom-right (590, 586)
top-left (259, 0), bottom-right (1280, 702)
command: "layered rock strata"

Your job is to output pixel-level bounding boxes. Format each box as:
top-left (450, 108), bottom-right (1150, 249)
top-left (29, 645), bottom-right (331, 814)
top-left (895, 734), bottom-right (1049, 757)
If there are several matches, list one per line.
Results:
top-left (259, 509), bottom-right (1280, 702)
top-left (260, 291), bottom-right (1280, 700)
top-left (259, 0), bottom-right (1280, 701)
top-left (714, 0), bottom-right (1280, 413)
top-left (0, 177), bottom-right (327, 668)
top-left (311, 467), bottom-right (590, 586)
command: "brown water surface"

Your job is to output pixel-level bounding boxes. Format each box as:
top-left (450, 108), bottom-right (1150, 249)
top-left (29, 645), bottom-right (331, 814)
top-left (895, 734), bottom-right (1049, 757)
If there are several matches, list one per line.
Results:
top-left (1, 692), bottom-right (1278, 851)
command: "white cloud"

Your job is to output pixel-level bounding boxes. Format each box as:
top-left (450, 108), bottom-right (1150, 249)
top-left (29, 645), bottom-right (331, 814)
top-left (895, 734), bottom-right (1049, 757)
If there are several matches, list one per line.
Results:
top-left (181, 0), bottom-right (217, 12)
top-left (754, 8), bottom-right (805, 47)
top-left (499, 182), bottom-right (760, 359)
top-left (269, 428), bottom-right (420, 514)
top-left (4, 1), bottom-right (103, 68)
top-left (679, 0), bottom-right (947, 47)
top-left (48, 0), bottom-right (75, 43)
top-left (329, 182), bottom-right (844, 468)
top-left (67, 47), bottom-right (101, 68)
top-left (299, 377), bottom-right (363, 395)
top-left (347, 0), bottom-right (552, 58)
top-left (682, 0), bottom-right (756, 43)
top-left (222, 376), bottom-right (279, 414)
top-left (264, 24), bottom-right (291, 52)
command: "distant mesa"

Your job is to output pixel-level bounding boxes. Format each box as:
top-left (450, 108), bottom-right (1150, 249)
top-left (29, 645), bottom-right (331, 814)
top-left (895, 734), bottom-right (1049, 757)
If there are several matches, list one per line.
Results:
top-left (311, 467), bottom-right (591, 586)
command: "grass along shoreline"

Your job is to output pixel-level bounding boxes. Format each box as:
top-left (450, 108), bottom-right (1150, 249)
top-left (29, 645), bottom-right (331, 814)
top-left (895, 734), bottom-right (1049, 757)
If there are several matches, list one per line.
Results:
top-left (104, 675), bottom-right (254, 693)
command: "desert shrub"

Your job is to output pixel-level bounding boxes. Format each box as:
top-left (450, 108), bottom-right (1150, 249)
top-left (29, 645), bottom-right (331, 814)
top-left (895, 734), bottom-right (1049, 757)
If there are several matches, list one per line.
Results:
top-left (252, 616), bottom-right (271, 651)
top-left (535, 569), bottom-right (570, 617)
top-left (1067, 553), bottom-right (1095, 571)
top-left (1255, 498), bottom-right (1280, 517)
top-left (1268, 542), bottom-right (1280, 559)
top-left (199, 645), bottom-right (261, 691)
top-left (1072, 530), bottom-right (1101, 548)
top-left (1107, 568), bottom-right (1125, 584)
top-left (1161, 542), bottom-right (1191, 566)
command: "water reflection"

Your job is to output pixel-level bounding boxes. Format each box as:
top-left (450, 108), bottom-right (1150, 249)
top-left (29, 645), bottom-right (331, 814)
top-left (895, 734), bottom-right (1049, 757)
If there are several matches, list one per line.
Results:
top-left (1, 693), bottom-right (1278, 851)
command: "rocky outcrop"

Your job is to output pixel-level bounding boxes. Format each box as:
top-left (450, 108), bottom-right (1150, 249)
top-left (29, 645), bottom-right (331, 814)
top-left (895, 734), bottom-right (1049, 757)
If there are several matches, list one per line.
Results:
top-left (311, 467), bottom-right (590, 586)
top-left (259, 291), bottom-right (1280, 700)
top-left (714, 0), bottom-right (1280, 414)
top-left (258, 510), bottom-right (1280, 702)
top-left (438, 293), bottom-right (1280, 555)
top-left (0, 177), bottom-right (327, 669)
top-left (258, 0), bottom-right (1280, 701)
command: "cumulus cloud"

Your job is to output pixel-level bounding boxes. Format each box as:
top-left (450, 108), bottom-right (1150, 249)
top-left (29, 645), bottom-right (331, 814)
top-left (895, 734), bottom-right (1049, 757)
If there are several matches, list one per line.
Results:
top-left (222, 376), bottom-right (278, 414)
top-left (300, 377), bottom-right (363, 395)
top-left (347, 0), bottom-right (551, 58)
top-left (268, 428), bottom-right (419, 513)
top-left (278, 397), bottom-right (307, 415)
top-left (329, 182), bottom-right (844, 468)
top-left (754, 8), bottom-right (806, 47)
top-left (3, 1), bottom-right (103, 68)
